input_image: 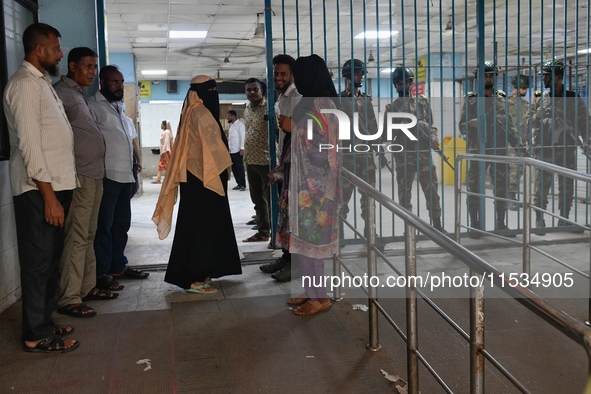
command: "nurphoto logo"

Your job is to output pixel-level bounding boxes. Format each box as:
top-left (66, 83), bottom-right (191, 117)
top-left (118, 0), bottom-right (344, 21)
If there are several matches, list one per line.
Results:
top-left (305, 108), bottom-right (418, 152)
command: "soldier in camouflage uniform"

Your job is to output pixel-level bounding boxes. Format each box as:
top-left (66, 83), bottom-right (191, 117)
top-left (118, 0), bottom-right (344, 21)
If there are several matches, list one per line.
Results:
top-left (384, 67), bottom-right (446, 232)
top-left (526, 60), bottom-right (589, 234)
top-left (339, 59), bottom-right (379, 227)
top-left (506, 74), bottom-right (531, 210)
top-left (458, 61), bottom-right (518, 238)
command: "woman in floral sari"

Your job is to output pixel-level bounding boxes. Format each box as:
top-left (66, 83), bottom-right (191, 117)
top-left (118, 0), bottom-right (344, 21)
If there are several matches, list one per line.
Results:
top-left (288, 54), bottom-right (342, 315)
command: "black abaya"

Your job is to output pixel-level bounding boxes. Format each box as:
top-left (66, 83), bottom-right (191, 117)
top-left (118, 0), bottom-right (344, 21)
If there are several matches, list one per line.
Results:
top-left (164, 169), bottom-right (242, 289)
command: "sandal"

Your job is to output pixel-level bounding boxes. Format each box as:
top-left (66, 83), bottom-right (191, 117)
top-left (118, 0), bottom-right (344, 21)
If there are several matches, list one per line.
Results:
top-left (23, 334), bottom-right (79, 354)
top-left (96, 275), bottom-right (125, 291)
top-left (112, 267), bottom-right (149, 279)
top-left (52, 324), bottom-right (75, 336)
top-left (185, 283), bottom-right (218, 294)
top-left (242, 233), bottom-right (269, 243)
top-left (293, 299), bottom-right (332, 316)
top-left (287, 296), bottom-right (308, 306)
top-left (82, 287), bottom-right (119, 301)
top-left (58, 303), bottom-right (97, 318)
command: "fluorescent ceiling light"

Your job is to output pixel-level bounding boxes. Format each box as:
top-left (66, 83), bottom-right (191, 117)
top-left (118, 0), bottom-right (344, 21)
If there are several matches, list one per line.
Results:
top-left (169, 30), bottom-right (207, 39)
top-left (577, 48), bottom-right (591, 54)
top-left (355, 31), bottom-right (398, 39)
top-left (141, 70), bottom-right (168, 75)
top-left (381, 68), bottom-right (396, 74)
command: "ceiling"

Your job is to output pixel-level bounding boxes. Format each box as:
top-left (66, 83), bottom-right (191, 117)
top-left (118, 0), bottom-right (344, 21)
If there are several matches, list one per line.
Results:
top-left (104, 0), bottom-right (591, 83)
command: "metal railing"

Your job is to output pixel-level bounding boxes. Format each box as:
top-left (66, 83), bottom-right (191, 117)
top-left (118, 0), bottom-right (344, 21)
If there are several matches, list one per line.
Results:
top-left (456, 153), bottom-right (591, 324)
top-left (337, 166), bottom-right (591, 394)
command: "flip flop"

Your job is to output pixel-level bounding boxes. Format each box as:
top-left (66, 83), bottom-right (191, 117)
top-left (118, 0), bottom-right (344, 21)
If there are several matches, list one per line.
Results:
top-left (186, 283), bottom-right (218, 294)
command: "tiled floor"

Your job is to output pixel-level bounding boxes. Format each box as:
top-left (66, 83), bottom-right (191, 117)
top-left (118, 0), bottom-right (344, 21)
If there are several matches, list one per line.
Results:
top-left (1, 177), bottom-right (590, 393)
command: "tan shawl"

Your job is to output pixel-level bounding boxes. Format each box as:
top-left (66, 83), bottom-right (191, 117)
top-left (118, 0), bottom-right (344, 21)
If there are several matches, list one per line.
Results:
top-left (152, 75), bottom-right (232, 240)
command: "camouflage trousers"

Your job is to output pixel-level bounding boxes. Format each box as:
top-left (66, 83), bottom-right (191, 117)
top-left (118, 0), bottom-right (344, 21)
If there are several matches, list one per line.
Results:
top-left (508, 146), bottom-right (521, 193)
top-left (342, 153), bottom-right (376, 220)
top-left (394, 152), bottom-right (442, 219)
top-left (533, 148), bottom-right (576, 213)
top-left (467, 159), bottom-right (509, 212)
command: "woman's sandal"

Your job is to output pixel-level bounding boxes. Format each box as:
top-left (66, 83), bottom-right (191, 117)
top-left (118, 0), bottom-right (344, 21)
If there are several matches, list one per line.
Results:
top-left (23, 334), bottom-right (79, 353)
top-left (82, 287), bottom-right (119, 301)
top-left (58, 303), bottom-right (97, 318)
top-left (52, 324), bottom-right (75, 336)
top-left (287, 295), bottom-right (308, 306)
top-left (293, 299), bottom-right (332, 316)
top-left (186, 283), bottom-right (218, 294)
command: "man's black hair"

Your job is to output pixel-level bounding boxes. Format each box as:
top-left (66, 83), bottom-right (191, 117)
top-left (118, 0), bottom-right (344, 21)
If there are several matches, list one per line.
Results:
top-left (67, 47), bottom-right (98, 64)
top-left (227, 110), bottom-right (237, 117)
top-left (245, 78), bottom-right (267, 96)
top-left (99, 65), bottom-right (121, 81)
top-left (23, 23), bottom-right (61, 54)
top-left (272, 54), bottom-right (296, 70)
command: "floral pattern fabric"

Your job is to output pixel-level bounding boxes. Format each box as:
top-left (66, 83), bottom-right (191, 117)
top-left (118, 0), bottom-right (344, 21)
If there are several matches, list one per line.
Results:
top-left (289, 97), bottom-right (341, 259)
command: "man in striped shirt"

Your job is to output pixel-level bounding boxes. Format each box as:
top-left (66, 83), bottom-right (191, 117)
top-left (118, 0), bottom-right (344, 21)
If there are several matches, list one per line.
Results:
top-left (4, 23), bottom-right (79, 353)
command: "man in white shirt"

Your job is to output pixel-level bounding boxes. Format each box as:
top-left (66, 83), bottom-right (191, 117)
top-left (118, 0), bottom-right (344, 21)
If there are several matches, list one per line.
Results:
top-left (259, 54), bottom-right (301, 282)
top-left (88, 66), bottom-right (149, 292)
top-left (226, 110), bottom-right (246, 191)
top-left (4, 22), bottom-right (79, 353)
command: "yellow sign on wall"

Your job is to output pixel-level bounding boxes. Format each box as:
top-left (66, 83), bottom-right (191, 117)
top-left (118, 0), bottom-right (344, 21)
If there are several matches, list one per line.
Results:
top-left (138, 80), bottom-right (152, 98)
top-left (416, 57), bottom-right (427, 82)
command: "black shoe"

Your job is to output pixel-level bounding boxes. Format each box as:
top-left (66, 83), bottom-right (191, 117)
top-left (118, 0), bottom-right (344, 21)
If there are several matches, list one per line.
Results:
top-left (468, 221), bottom-right (481, 239)
top-left (271, 265), bottom-right (292, 282)
top-left (432, 218), bottom-right (448, 234)
top-left (260, 258), bottom-right (289, 273)
top-left (246, 219), bottom-right (256, 225)
top-left (232, 185), bottom-right (241, 190)
top-left (536, 219), bottom-right (546, 236)
top-left (558, 219), bottom-right (584, 233)
top-left (240, 187), bottom-right (246, 191)
top-left (495, 223), bottom-right (516, 238)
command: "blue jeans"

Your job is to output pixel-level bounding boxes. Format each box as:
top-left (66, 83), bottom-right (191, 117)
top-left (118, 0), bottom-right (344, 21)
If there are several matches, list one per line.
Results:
top-left (94, 178), bottom-right (132, 278)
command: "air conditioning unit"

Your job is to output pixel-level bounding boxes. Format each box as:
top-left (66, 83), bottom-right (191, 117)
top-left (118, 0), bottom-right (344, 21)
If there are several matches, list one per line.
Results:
top-left (167, 80), bottom-right (178, 93)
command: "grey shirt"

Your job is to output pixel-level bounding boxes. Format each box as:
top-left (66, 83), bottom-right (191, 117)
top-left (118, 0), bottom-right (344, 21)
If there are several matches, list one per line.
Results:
top-left (88, 91), bottom-right (134, 183)
top-left (53, 76), bottom-right (106, 180)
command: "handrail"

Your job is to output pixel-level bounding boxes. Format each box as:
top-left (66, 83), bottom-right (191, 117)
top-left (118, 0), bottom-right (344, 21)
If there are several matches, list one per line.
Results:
top-left (456, 153), bottom-right (591, 324)
top-left (458, 153), bottom-right (591, 184)
top-left (340, 166), bottom-right (591, 393)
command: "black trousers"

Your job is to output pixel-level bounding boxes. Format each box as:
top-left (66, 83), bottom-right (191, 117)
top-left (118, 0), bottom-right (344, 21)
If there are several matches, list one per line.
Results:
top-left (14, 189), bottom-right (72, 341)
top-left (230, 152), bottom-right (246, 188)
